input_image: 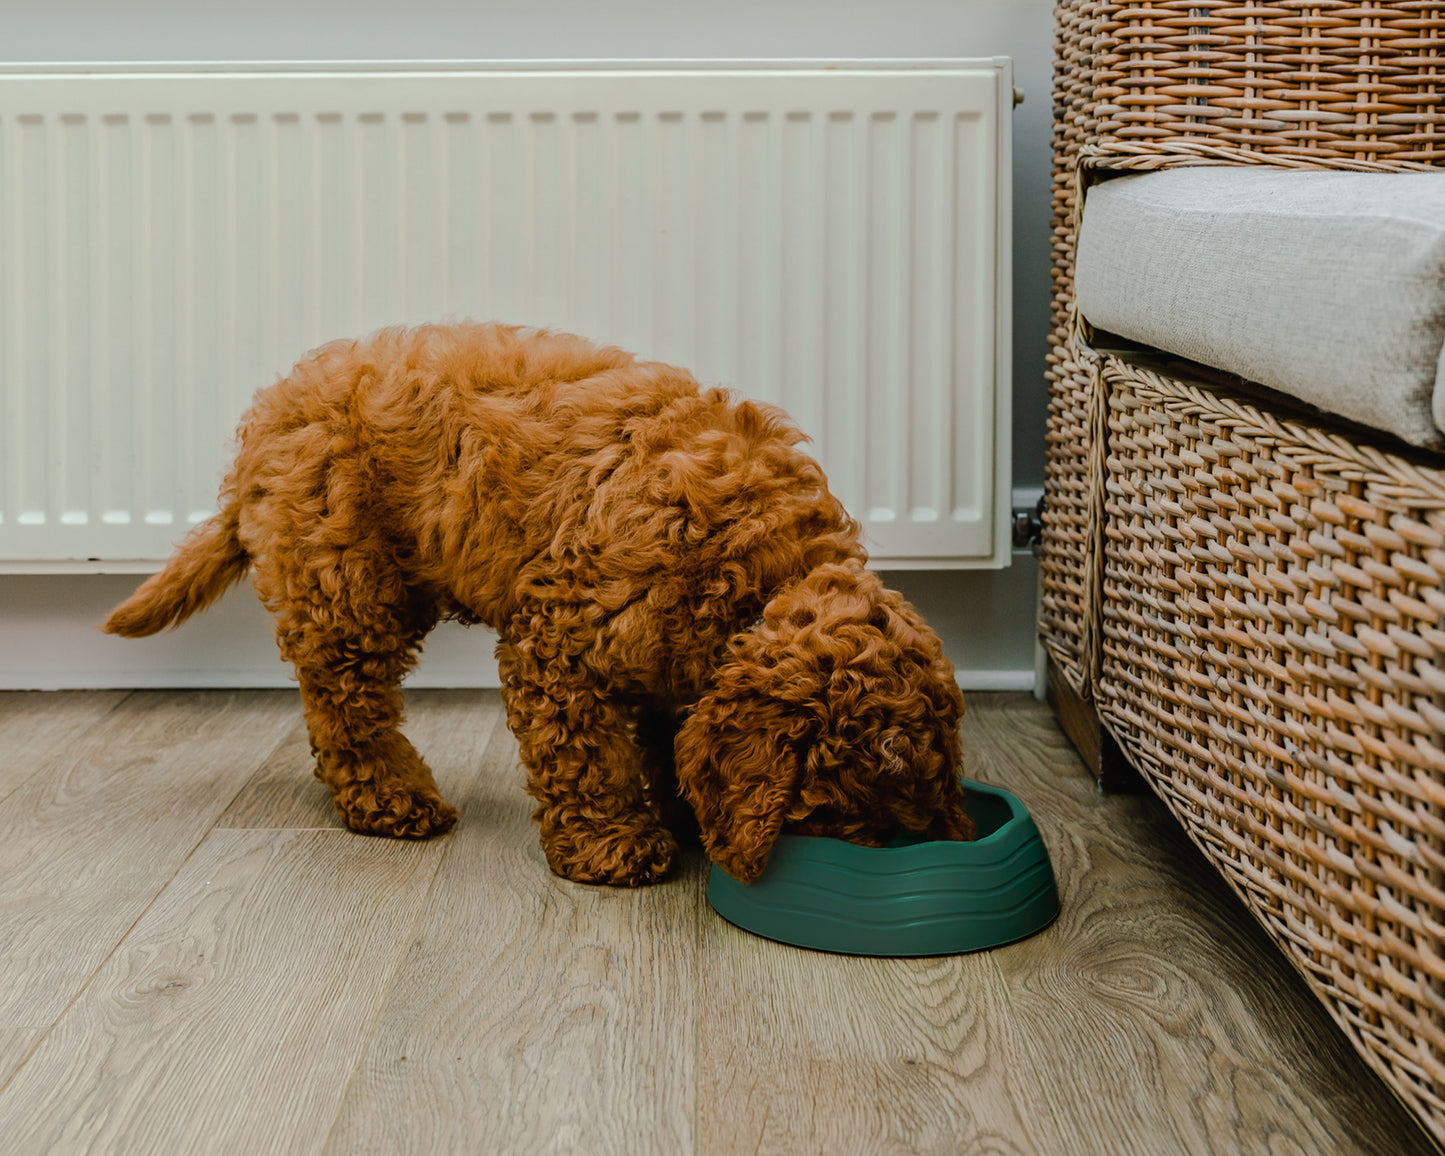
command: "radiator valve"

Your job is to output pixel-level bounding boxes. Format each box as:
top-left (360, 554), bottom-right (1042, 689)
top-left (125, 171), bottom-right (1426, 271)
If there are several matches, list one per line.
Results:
top-left (1011, 496), bottom-right (1045, 552)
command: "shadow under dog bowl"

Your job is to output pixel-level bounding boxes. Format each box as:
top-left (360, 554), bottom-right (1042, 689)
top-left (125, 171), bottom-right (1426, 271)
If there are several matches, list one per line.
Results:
top-left (706, 779), bottom-right (1059, 957)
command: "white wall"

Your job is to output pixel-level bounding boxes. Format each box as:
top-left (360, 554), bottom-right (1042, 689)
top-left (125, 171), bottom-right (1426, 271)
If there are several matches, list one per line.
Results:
top-left (0, 1), bottom-right (1053, 691)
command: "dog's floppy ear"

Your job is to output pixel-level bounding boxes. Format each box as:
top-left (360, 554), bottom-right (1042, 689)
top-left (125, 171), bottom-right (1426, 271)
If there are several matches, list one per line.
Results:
top-left (675, 684), bottom-right (810, 883)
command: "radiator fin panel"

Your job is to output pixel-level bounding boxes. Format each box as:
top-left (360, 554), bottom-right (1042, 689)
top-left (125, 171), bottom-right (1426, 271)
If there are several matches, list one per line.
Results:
top-left (0, 68), bottom-right (1007, 564)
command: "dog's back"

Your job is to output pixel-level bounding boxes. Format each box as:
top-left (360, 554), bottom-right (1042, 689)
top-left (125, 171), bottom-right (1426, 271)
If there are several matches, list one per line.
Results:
top-left (189, 322), bottom-right (851, 642)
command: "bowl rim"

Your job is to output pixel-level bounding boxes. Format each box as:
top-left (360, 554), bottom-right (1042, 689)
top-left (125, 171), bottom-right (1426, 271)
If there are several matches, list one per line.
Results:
top-left (757, 779), bottom-right (1036, 871)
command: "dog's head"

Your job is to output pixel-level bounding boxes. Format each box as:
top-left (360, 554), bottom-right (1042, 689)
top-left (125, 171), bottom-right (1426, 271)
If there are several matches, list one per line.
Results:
top-left (675, 560), bottom-right (971, 883)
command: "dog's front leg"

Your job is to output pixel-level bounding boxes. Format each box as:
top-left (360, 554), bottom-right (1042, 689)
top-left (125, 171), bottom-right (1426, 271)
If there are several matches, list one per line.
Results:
top-left (497, 639), bottom-right (677, 886)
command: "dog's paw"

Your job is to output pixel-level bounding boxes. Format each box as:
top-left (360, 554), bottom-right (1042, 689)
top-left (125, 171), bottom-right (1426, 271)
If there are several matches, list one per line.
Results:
top-left (335, 786), bottom-right (459, 840)
top-left (544, 821), bottom-right (679, 887)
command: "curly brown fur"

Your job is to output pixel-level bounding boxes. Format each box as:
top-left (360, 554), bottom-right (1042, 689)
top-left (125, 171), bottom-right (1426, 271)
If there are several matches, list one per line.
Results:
top-left (103, 323), bottom-right (972, 885)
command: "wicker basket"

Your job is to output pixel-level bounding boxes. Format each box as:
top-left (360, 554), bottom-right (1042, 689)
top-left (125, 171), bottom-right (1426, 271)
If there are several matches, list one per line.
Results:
top-left (1100, 355), bottom-right (1445, 1135)
top-left (1041, 0), bottom-right (1445, 1140)
top-left (1041, 0), bottom-right (1445, 701)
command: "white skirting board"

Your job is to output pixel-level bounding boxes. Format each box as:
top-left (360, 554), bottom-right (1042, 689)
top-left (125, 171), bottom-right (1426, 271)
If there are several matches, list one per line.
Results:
top-left (0, 559), bottom-right (1039, 692)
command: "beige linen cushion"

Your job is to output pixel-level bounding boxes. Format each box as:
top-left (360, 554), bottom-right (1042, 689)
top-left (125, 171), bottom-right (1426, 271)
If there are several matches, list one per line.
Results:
top-left (1074, 168), bottom-right (1445, 448)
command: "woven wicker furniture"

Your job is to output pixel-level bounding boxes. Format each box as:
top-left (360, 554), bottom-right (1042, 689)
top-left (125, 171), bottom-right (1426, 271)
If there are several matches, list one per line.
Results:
top-left (1041, 1), bottom-right (1445, 1143)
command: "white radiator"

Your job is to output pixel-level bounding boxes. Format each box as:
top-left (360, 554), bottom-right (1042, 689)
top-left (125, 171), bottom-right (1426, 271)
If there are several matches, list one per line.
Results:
top-left (0, 62), bottom-right (1012, 570)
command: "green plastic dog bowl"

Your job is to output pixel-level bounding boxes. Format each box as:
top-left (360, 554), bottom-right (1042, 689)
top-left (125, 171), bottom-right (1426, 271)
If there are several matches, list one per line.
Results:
top-left (706, 780), bottom-right (1059, 956)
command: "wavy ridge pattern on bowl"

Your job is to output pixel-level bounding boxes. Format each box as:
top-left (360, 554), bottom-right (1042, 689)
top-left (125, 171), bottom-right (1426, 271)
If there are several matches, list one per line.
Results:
top-left (706, 780), bottom-right (1060, 956)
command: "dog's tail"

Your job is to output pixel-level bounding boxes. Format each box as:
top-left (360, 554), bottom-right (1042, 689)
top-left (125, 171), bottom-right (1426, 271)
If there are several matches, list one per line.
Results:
top-left (102, 498), bottom-right (248, 637)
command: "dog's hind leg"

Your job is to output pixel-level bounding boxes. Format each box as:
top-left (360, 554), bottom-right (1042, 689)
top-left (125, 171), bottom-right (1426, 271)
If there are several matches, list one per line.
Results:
top-left (268, 566), bottom-right (455, 840)
top-left (497, 637), bottom-right (678, 886)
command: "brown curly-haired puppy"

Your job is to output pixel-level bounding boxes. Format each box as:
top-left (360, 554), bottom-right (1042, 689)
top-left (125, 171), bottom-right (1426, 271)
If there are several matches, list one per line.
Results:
top-left (105, 323), bottom-right (973, 886)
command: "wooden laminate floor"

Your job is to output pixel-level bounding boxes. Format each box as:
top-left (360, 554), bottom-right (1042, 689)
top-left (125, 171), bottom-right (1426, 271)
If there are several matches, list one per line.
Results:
top-left (0, 689), bottom-right (1434, 1155)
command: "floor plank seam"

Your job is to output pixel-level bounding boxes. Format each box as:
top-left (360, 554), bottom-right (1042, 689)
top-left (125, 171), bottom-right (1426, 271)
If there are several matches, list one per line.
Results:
top-left (316, 840), bottom-right (459, 1156)
top-left (209, 699), bottom-right (305, 828)
top-left (226, 823), bottom-right (341, 832)
top-left (317, 697), bottom-right (509, 1154)
top-left (0, 695), bottom-right (297, 1101)
top-left (0, 1032), bottom-right (49, 1102)
top-left (0, 689), bottom-right (138, 812)
top-left (0, 837), bottom-right (198, 1101)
